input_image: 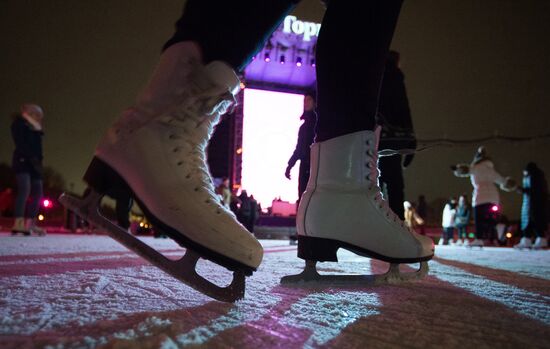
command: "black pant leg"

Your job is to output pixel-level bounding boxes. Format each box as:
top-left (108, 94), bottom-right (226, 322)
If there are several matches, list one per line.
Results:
top-left (164, 0), bottom-right (299, 72)
top-left (315, 0), bottom-right (404, 141)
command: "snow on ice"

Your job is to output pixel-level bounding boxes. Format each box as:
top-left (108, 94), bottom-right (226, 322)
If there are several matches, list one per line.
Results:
top-left (0, 233), bottom-right (549, 348)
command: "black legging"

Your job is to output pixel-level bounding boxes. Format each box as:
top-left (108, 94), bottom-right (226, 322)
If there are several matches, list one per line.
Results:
top-left (474, 203), bottom-right (498, 240)
top-left (164, 0), bottom-right (404, 141)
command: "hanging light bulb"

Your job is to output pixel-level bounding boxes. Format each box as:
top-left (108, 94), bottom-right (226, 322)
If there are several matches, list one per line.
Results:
top-left (280, 55), bottom-right (285, 64)
top-left (296, 57), bottom-right (303, 67)
top-left (264, 52), bottom-right (271, 63)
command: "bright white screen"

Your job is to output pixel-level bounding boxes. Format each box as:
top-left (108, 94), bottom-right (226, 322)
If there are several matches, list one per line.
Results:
top-left (241, 88), bottom-right (304, 210)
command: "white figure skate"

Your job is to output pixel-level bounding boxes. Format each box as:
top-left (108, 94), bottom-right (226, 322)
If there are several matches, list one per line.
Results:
top-left (465, 238), bottom-right (484, 248)
top-left (281, 129), bottom-right (433, 285)
top-left (533, 237), bottom-right (548, 250)
top-left (27, 219), bottom-right (47, 236)
top-left (514, 237), bottom-right (533, 250)
top-left (60, 43), bottom-right (262, 302)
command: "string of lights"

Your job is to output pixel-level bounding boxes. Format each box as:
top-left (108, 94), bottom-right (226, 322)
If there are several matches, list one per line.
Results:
top-left (378, 132), bottom-right (550, 157)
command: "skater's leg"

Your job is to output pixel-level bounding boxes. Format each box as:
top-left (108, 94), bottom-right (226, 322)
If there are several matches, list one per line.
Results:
top-left (14, 173), bottom-right (30, 219)
top-left (473, 204), bottom-right (483, 240)
top-left (315, 0), bottom-right (403, 141)
top-left (12, 173), bottom-right (31, 233)
top-left (26, 177), bottom-right (46, 235)
top-left (164, 0), bottom-right (300, 72)
top-left (62, 1), bottom-right (300, 301)
top-left (295, 0), bottom-right (433, 266)
top-left (26, 178), bottom-right (43, 220)
top-left (118, 0), bottom-right (299, 129)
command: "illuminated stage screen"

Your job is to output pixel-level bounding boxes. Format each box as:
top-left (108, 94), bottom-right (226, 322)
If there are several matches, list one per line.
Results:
top-left (241, 88), bottom-right (305, 211)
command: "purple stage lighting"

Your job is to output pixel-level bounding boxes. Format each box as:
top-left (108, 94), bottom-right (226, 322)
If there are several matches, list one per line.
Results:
top-left (296, 57), bottom-right (303, 67)
top-left (280, 55), bottom-right (285, 64)
top-left (264, 53), bottom-right (271, 63)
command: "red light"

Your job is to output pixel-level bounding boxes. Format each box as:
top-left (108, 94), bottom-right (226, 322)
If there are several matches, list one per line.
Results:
top-left (43, 199), bottom-right (52, 208)
top-left (491, 205), bottom-right (499, 212)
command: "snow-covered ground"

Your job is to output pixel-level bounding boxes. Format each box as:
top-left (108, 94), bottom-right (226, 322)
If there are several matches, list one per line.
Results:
top-left (0, 233), bottom-right (548, 349)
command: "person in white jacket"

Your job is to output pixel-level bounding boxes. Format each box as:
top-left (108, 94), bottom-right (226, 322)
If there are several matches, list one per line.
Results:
top-left (440, 198), bottom-right (457, 245)
top-left (452, 147), bottom-right (516, 247)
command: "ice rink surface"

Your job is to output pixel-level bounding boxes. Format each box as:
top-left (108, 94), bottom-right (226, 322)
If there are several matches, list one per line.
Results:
top-left (0, 233), bottom-right (548, 349)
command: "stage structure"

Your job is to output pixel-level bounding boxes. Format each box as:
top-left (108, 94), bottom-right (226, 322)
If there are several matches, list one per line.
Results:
top-left (208, 15), bottom-right (319, 210)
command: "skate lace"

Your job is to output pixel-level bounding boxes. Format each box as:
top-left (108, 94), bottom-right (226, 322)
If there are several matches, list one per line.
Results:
top-left (364, 139), bottom-right (407, 230)
top-left (160, 83), bottom-right (238, 216)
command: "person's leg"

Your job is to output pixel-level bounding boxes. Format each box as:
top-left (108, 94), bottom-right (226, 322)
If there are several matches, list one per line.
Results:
top-left (14, 173), bottom-right (30, 219)
top-left (378, 155), bottom-right (405, 219)
top-left (12, 173), bottom-right (31, 233)
top-left (315, 0), bottom-right (404, 141)
top-left (295, 0), bottom-right (433, 267)
top-left (474, 204), bottom-right (484, 240)
top-left (26, 178), bottom-right (47, 235)
top-left (69, 1), bottom-right (301, 300)
top-left (165, 0), bottom-right (299, 72)
top-left (26, 178), bottom-right (43, 219)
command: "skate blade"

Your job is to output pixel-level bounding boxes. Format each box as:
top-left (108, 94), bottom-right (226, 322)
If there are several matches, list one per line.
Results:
top-left (280, 260), bottom-right (429, 286)
top-left (59, 192), bottom-right (245, 302)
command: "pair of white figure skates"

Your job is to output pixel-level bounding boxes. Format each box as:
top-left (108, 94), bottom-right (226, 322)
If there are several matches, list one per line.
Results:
top-left (60, 43), bottom-right (434, 302)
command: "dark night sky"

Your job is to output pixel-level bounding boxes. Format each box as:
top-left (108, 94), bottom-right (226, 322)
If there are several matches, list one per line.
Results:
top-left (1, 0), bottom-right (550, 219)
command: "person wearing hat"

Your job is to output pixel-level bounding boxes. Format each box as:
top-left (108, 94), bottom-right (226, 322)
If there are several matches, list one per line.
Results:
top-left (10, 103), bottom-right (46, 236)
top-left (514, 162), bottom-right (548, 249)
top-left (452, 146), bottom-right (516, 247)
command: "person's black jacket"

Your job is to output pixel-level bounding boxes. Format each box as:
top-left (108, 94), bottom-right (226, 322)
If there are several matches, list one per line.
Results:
top-left (287, 110), bottom-right (317, 168)
top-left (11, 115), bottom-right (44, 175)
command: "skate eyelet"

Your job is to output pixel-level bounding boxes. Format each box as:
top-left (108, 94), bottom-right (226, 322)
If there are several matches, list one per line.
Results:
top-left (177, 161), bottom-right (183, 166)
top-left (173, 148), bottom-right (179, 153)
top-left (194, 188), bottom-right (199, 191)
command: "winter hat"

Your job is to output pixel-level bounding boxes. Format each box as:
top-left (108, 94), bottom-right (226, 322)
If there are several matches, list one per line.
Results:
top-left (472, 146), bottom-right (490, 164)
top-left (20, 103), bottom-right (43, 131)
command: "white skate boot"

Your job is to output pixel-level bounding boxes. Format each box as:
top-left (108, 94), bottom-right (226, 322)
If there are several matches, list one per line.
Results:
top-left (11, 217), bottom-right (30, 236)
top-left (533, 237), bottom-right (548, 250)
top-left (281, 129), bottom-right (433, 285)
top-left (26, 218), bottom-right (47, 236)
top-left (465, 238), bottom-right (484, 248)
top-left (514, 237), bottom-right (533, 249)
top-left (455, 238), bottom-right (463, 246)
top-left (59, 43), bottom-right (262, 302)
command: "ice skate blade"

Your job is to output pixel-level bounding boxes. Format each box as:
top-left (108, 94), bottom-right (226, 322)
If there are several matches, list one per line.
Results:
top-left (280, 260), bottom-right (429, 286)
top-left (59, 191), bottom-right (246, 302)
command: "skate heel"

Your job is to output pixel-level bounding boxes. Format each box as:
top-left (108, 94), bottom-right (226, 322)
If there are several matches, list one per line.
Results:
top-left (83, 157), bottom-right (133, 228)
top-left (298, 235), bottom-right (340, 262)
top-left (84, 157), bottom-right (130, 196)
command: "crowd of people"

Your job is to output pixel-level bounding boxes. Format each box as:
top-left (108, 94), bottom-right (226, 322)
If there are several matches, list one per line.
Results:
top-left (429, 148), bottom-right (549, 249)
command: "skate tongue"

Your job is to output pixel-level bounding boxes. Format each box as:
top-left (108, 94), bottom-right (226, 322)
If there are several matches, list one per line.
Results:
top-left (204, 61), bottom-right (241, 96)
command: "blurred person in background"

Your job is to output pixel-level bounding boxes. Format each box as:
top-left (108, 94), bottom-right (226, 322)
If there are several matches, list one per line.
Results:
top-left (514, 162), bottom-right (548, 249)
top-left (452, 147), bottom-right (516, 247)
top-left (440, 197), bottom-right (456, 245)
top-left (10, 104), bottom-right (47, 236)
top-left (454, 194), bottom-right (471, 246)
